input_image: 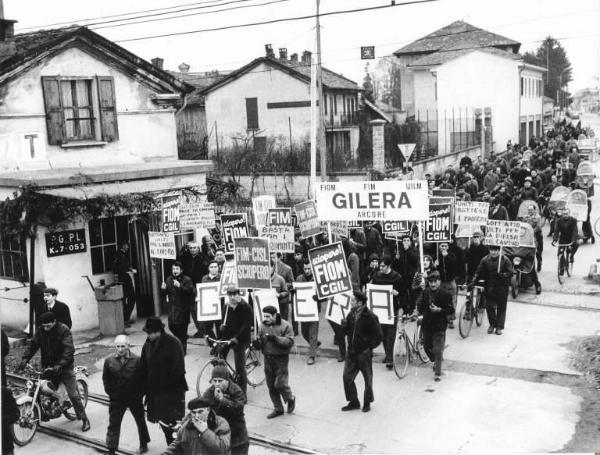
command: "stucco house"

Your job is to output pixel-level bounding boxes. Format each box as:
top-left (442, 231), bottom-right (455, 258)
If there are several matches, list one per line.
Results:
top-left (0, 20), bottom-right (212, 331)
top-left (198, 45), bottom-right (362, 163)
top-left (394, 20), bottom-right (545, 155)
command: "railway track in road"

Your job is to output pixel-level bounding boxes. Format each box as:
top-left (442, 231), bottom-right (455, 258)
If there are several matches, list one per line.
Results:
top-left (7, 372), bottom-right (323, 455)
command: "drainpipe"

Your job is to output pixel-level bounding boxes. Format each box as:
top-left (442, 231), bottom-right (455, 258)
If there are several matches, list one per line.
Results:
top-left (518, 64), bottom-right (523, 146)
top-left (175, 93), bottom-right (188, 116)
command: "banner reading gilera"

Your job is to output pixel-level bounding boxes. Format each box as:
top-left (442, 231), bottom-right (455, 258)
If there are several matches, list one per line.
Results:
top-left (233, 237), bottom-right (271, 289)
top-left (308, 242), bottom-right (352, 299)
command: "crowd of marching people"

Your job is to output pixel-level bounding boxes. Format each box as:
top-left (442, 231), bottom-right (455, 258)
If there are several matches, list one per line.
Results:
top-left (2, 119), bottom-right (596, 455)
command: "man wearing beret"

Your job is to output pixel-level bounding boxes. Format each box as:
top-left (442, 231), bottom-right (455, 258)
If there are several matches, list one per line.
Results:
top-left (162, 397), bottom-right (230, 455)
top-left (253, 305), bottom-right (295, 419)
top-left (201, 364), bottom-right (249, 454)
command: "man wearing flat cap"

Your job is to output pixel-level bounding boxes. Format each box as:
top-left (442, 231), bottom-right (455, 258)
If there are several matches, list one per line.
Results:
top-left (201, 364), bottom-right (249, 454)
top-left (162, 397), bottom-right (230, 455)
top-left (140, 316), bottom-right (188, 445)
top-left (220, 287), bottom-right (252, 394)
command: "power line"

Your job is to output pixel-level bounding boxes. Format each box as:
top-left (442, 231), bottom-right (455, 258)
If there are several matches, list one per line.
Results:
top-left (91, 0), bottom-right (291, 31)
top-left (114, 0), bottom-right (439, 43)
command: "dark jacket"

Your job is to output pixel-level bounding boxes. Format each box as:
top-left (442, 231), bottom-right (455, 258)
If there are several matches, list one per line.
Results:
top-left (342, 307), bottom-right (383, 355)
top-left (178, 251), bottom-right (209, 284)
top-left (394, 247), bottom-right (419, 287)
top-left (472, 254), bottom-right (514, 300)
top-left (22, 322), bottom-right (74, 370)
top-left (113, 248), bottom-right (131, 279)
top-left (44, 301), bottom-right (72, 329)
top-left (437, 252), bottom-right (458, 283)
top-left (417, 287), bottom-right (454, 332)
top-left (222, 301), bottom-right (253, 345)
top-left (2, 329), bottom-right (9, 386)
top-left (202, 381), bottom-right (248, 449)
top-left (102, 351), bottom-right (144, 402)
top-left (256, 317), bottom-right (294, 356)
top-left (365, 228), bottom-right (383, 257)
top-left (465, 243), bottom-right (490, 278)
top-left (163, 274), bottom-right (195, 325)
top-left (553, 215), bottom-right (578, 245)
top-left (163, 413), bottom-right (231, 455)
top-left (140, 330), bottom-right (188, 422)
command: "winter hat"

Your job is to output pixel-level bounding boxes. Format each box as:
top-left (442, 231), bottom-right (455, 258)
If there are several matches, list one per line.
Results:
top-left (39, 312), bottom-right (56, 324)
top-left (211, 364), bottom-right (230, 380)
top-left (143, 316), bottom-right (164, 334)
top-left (262, 305), bottom-right (278, 316)
top-left (188, 397), bottom-right (212, 410)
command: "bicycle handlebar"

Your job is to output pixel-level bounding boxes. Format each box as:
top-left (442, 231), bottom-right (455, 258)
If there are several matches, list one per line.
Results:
top-left (206, 337), bottom-right (232, 346)
top-left (401, 313), bottom-right (422, 323)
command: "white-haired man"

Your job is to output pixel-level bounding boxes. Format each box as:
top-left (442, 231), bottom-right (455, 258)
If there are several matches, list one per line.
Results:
top-left (102, 335), bottom-right (150, 454)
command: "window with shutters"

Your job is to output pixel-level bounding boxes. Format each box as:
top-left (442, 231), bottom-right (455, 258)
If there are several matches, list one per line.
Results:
top-left (245, 97), bottom-right (259, 130)
top-left (0, 234), bottom-right (28, 281)
top-left (41, 76), bottom-right (119, 146)
top-left (89, 216), bottom-right (130, 275)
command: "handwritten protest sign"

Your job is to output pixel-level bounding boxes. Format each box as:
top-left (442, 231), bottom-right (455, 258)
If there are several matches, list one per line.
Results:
top-left (366, 284), bottom-right (394, 325)
top-left (195, 283), bottom-right (222, 321)
top-left (325, 291), bottom-right (352, 325)
top-left (234, 237), bottom-right (271, 289)
top-left (221, 213), bottom-right (248, 255)
top-left (259, 225), bottom-right (295, 254)
top-left (148, 232), bottom-right (176, 259)
top-left (308, 242), bottom-right (352, 299)
top-left (180, 202), bottom-right (216, 230)
top-left (454, 201), bottom-right (489, 226)
top-left (424, 203), bottom-right (452, 242)
top-left (252, 195), bottom-right (276, 228)
top-left (294, 200), bottom-right (322, 238)
top-left (320, 220), bottom-right (349, 239)
top-left (292, 282), bottom-right (320, 322)
top-left (484, 220), bottom-right (520, 247)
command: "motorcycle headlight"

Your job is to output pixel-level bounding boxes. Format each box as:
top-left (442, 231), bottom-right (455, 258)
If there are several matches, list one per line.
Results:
top-left (26, 380), bottom-right (33, 389)
top-left (513, 257), bottom-right (522, 265)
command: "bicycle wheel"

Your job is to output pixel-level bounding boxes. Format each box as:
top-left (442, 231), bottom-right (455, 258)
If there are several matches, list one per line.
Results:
top-left (392, 332), bottom-right (410, 379)
top-left (196, 360), bottom-right (217, 396)
top-left (63, 380), bottom-right (88, 421)
top-left (415, 324), bottom-right (429, 363)
top-left (475, 293), bottom-right (485, 327)
top-left (458, 300), bottom-right (473, 339)
top-left (558, 254), bottom-right (567, 284)
top-left (245, 346), bottom-right (265, 387)
top-left (12, 401), bottom-right (40, 446)
top-left (510, 275), bottom-right (519, 299)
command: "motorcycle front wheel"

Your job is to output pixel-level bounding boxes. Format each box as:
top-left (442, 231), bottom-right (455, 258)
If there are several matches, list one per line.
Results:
top-left (12, 401), bottom-right (40, 446)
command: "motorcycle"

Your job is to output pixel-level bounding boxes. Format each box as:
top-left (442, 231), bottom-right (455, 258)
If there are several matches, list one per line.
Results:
top-left (11, 364), bottom-right (89, 446)
top-left (505, 223), bottom-right (539, 298)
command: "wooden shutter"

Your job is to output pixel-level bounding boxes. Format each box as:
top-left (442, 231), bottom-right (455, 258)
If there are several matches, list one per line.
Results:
top-left (41, 76), bottom-right (65, 145)
top-left (97, 76), bottom-right (119, 142)
top-left (245, 97), bottom-right (259, 130)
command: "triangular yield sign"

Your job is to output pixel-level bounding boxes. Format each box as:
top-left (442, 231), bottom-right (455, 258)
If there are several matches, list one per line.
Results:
top-left (397, 143), bottom-right (416, 161)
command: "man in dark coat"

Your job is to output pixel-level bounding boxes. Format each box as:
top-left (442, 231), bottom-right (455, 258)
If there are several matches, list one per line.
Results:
top-left (161, 261), bottom-right (195, 355)
top-left (436, 242), bottom-right (458, 328)
top-left (470, 245), bottom-right (514, 335)
top-left (103, 334), bottom-right (150, 455)
top-left (178, 241), bottom-right (210, 338)
top-left (113, 242), bottom-right (136, 327)
top-left (139, 317), bottom-right (187, 445)
top-left (340, 291), bottom-right (383, 413)
top-left (465, 231), bottom-right (489, 282)
top-left (41, 287), bottom-right (72, 329)
top-left (18, 312), bottom-right (90, 431)
top-left (202, 364), bottom-right (249, 455)
top-left (417, 272), bottom-right (454, 381)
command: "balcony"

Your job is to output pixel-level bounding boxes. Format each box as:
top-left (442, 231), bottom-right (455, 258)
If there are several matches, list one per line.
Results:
top-left (324, 112), bottom-right (359, 128)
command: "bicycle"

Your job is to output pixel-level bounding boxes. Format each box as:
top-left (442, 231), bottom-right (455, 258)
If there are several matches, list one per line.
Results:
top-left (195, 338), bottom-right (265, 396)
top-left (457, 283), bottom-right (485, 339)
top-left (392, 313), bottom-right (429, 380)
top-left (555, 243), bottom-right (574, 284)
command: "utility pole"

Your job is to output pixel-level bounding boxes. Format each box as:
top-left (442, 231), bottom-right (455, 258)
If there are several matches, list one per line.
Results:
top-left (316, 0), bottom-right (327, 181)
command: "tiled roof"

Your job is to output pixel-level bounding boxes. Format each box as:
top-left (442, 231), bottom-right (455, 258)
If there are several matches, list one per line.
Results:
top-left (394, 20), bottom-right (520, 56)
top-left (409, 46), bottom-right (522, 67)
top-left (168, 70), bottom-right (231, 106)
top-left (1, 26), bottom-right (79, 68)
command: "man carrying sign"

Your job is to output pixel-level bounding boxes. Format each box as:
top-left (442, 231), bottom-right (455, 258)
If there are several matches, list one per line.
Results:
top-left (296, 261), bottom-right (324, 365)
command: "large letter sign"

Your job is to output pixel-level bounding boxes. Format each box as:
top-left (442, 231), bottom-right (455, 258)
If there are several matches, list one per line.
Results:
top-left (308, 242), bottom-right (352, 299)
top-left (366, 284), bottom-right (394, 325)
top-left (253, 289), bottom-right (280, 324)
top-left (326, 292), bottom-right (352, 325)
top-left (196, 283), bottom-right (221, 321)
top-left (292, 282), bottom-right (320, 322)
top-left (315, 180), bottom-right (428, 221)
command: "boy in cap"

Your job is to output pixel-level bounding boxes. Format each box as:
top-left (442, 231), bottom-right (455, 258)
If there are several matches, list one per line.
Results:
top-left (201, 364), bottom-right (249, 455)
top-left (163, 397), bottom-right (231, 455)
top-left (252, 305), bottom-right (295, 419)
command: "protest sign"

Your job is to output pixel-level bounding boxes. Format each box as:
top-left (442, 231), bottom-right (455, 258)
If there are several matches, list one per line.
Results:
top-left (233, 237), bottom-right (271, 289)
top-left (454, 224), bottom-right (476, 238)
top-left (308, 242), bottom-right (352, 299)
top-left (220, 213), bottom-right (248, 255)
top-left (382, 220), bottom-right (411, 234)
top-left (161, 195), bottom-right (180, 232)
top-left (366, 284), bottom-right (394, 325)
top-left (294, 200), bottom-right (322, 238)
top-left (148, 231), bottom-right (176, 259)
top-left (259, 225), bottom-right (295, 254)
top-left (252, 195), bottom-right (276, 228)
top-left (267, 208), bottom-right (293, 226)
top-left (195, 283), bottom-right (222, 321)
top-left (253, 289), bottom-right (280, 324)
top-left (180, 202), bottom-right (216, 230)
top-left (320, 220), bottom-right (349, 239)
top-left (566, 189), bottom-right (588, 222)
top-left (292, 282), bottom-right (320, 322)
top-left (325, 291), bottom-right (352, 325)
top-left (454, 201), bottom-right (489, 226)
top-left (424, 203), bottom-right (452, 242)
top-left (315, 180), bottom-right (428, 221)
top-left (484, 220), bottom-right (520, 247)
top-left (218, 261), bottom-right (245, 297)
top-left (432, 188), bottom-right (455, 198)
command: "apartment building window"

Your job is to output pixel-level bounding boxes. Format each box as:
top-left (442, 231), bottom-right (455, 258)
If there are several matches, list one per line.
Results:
top-left (324, 94), bottom-right (327, 115)
top-left (0, 234), bottom-right (28, 281)
top-left (89, 216), bottom-right (130, 275)
top-left (41, 76), bottom-right (118, 145)
top-left (520, 77), bottom-right (524, 96)
top-left (334, 95), bottom-right (338, 115)
top-left (245, 97), bottom-right (259, 130)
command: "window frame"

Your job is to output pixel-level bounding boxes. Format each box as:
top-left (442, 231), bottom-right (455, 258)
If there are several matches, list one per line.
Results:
top-left (61, 78), bottom-right (97, 142)
top-left (89, 216), bottom-right (131, 276)
top-left (0, 233), bottom-right (28, 281)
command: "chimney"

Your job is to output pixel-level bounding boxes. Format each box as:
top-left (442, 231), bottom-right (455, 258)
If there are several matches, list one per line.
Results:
top-left (178, 62), bottom-right (190, 73)
top-left (264, 43), bottom-right (274, 58)
top-left (151, 57), bottom-right (164, 70)
top-left (301, 50), bottom-right (312, 65)
top-left (278, 48), bottom-right (287, 60)
top-left (0, 0), bottom-right (17, 60)
top-left (290, 53), bottom-right (298, 63)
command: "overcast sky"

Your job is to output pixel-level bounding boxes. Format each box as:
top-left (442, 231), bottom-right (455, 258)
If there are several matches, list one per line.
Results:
top-left (5, 0), bottom-right (600, 92)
